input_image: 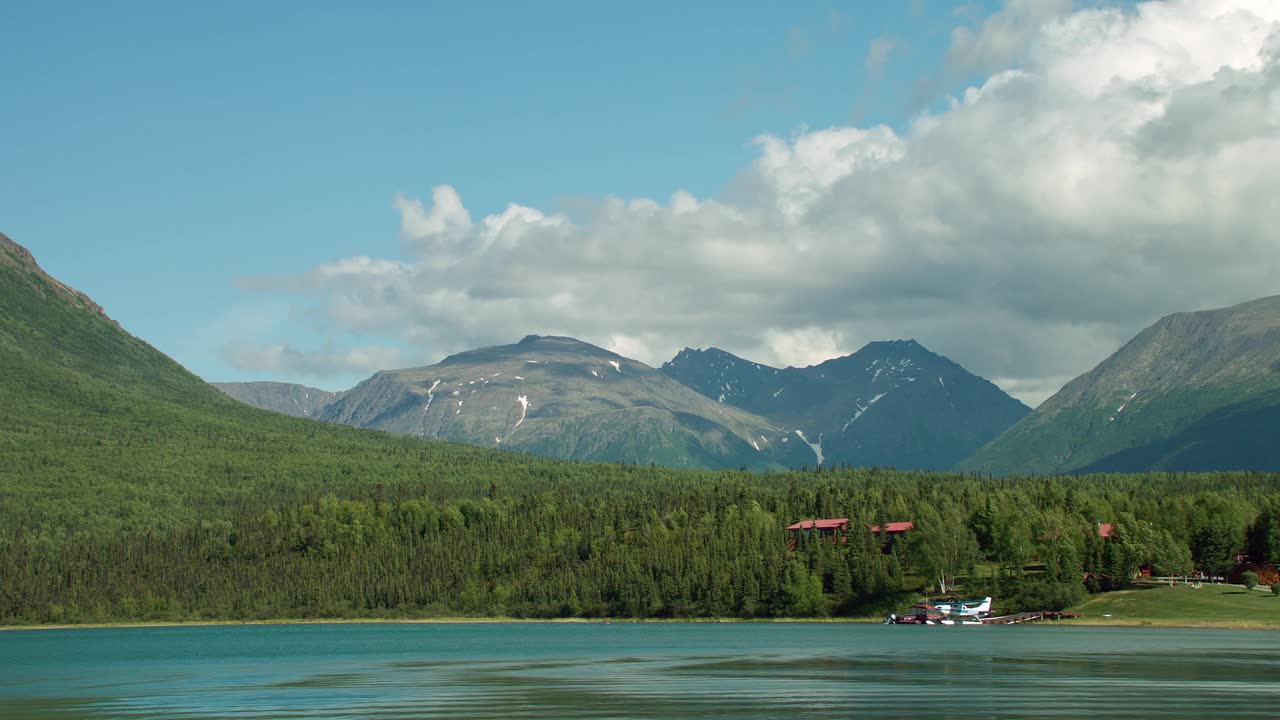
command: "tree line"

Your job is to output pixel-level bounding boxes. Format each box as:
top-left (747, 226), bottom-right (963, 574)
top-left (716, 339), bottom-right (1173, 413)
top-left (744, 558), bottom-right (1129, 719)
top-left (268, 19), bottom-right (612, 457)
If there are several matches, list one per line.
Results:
top-left (3, 468), bottom-right (1278, 624)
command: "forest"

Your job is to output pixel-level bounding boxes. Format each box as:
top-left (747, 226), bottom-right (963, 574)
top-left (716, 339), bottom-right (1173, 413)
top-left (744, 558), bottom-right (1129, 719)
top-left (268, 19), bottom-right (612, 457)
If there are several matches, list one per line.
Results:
top-left (3, 466), bottom-right (1278, 624)
top-left (4, 252), bottom-right (1280, 624)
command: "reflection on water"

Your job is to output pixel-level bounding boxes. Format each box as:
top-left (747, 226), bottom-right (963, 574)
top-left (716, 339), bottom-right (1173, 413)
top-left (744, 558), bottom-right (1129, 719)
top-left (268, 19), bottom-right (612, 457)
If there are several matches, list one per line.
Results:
top-left (3, 623), bottom-right (1279, 719)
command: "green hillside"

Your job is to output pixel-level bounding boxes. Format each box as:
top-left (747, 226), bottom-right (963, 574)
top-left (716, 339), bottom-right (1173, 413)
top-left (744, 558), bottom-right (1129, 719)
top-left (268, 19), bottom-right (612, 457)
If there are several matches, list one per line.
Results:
top-left (0, 234), bottom-right (549, 538)
top-left (1068, 583), bottom-right (1280, 629)
top-left (6, 231), bottom-right (1280, 627)
top-left (960, 297), bottom-right (1280, 475)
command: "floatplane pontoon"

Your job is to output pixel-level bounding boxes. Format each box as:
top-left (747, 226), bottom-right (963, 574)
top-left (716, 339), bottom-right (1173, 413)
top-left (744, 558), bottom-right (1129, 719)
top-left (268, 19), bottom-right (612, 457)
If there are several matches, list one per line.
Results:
top-left (886, 597), bottom-right (992, 625)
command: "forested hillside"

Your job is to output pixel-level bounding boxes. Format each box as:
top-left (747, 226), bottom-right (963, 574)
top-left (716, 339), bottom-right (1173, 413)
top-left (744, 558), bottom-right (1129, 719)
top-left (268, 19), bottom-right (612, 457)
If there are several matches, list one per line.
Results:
top-left (961, 296), bottom-right (1280, 475)
top-left (0, 232), bottom-right (550, 538)
top-left (5, 469), bottom-right (1280, 623)
top-left (4, 231), bottom-right (1280, 625)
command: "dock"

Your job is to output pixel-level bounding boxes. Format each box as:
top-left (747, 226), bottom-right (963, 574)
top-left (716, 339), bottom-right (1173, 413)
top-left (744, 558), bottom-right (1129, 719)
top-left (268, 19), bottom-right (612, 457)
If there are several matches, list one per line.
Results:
top-left (980, 611), bottom-right (1079, 624)
top-left (887, 609), bottom-right (1080, 625)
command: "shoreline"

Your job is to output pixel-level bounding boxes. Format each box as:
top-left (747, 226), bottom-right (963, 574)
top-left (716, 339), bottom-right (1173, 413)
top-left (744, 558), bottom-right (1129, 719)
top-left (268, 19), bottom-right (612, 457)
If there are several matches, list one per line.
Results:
top-left (4, 615), bottom-right (1278, 632)
top-left (0, 616), bottom-right (886, 631)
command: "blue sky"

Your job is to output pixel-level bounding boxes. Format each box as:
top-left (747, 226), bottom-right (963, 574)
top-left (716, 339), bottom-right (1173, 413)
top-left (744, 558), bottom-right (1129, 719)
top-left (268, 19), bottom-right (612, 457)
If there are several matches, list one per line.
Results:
top-left (3, 2), bottom-right (949, 363)
top-left (4, 1), bottom-right (1276, 406)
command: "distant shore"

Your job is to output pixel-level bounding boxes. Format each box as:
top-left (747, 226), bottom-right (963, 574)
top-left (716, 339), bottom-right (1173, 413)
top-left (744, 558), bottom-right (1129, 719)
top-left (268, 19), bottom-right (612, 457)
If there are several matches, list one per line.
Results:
top-left (1060, 618), bottom-right (1280, 630)
top-left (0, 616), bottom-right (893, 631)
top-left (4, 615), bottom-right (1278, 632)
top-left (9, 582), bottom-right (1277, 632)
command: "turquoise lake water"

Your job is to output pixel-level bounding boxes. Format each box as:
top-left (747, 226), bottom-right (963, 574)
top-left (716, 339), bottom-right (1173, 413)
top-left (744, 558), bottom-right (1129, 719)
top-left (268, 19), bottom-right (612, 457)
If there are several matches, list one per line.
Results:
top-left (2, 622), bottom-right (1277, 719)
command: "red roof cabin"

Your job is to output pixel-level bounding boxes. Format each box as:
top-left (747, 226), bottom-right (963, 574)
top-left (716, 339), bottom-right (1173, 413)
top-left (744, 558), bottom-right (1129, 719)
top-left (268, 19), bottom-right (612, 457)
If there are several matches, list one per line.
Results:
top-left (786, 518), bottom-right (849, 550)
top-left (868, 520), bottom-right (915, 553)
top-left (868, 521), bottom-right (916, 534)
top-left (788, 518), bottom-right (851, 533)
top-left (786, 518), bottom-right (916, 551)
top-left (1097, 523), bottom-right (1114, 538)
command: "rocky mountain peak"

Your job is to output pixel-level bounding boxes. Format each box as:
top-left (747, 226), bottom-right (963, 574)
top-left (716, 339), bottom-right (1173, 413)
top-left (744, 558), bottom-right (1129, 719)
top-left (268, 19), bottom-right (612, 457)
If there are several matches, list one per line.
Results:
top-left (1, 232), bottom-right (118, 327)
top-left (661, 339), bottom-right (1028, 470)
top-left (2, 229), bottom-right (119, 325)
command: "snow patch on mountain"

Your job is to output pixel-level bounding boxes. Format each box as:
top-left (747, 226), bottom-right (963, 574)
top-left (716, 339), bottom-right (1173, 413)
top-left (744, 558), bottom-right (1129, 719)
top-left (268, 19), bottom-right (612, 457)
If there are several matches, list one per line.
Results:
top-left (418, 379), bottom-right (442, 437)
top-left (423, 380), bottom-right (440, 412)
top-left (842, 392), bottom-right (888, 432)
top-left (1109, 392), bottom-right (1139, 423)
top-left (514, 395), bottom-right (529, 429)
top-left (795, 430), bottom-right (824, 466)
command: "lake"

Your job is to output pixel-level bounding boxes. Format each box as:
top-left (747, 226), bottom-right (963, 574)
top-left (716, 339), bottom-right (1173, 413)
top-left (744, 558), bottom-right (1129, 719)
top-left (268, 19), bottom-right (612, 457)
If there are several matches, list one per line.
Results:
top-left (2, 622), bottom-right (1277, 719)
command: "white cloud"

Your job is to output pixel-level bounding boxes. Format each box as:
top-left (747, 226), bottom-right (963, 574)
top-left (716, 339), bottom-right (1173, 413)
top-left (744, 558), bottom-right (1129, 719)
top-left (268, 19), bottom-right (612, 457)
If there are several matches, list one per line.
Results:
top-left (606, 333), bottom-right (664, 365)
top-left (947, 0), bottom-right (1074, 74)
top-left (765, 327), bottom-right (850, 369)
top-left (394, 186), bottom-right (471, 246)
top-left (239, 0), bottom-right (1280, 407)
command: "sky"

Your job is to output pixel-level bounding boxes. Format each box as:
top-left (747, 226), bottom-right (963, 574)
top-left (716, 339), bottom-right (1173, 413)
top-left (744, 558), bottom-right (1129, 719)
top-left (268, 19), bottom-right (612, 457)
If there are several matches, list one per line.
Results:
top-left (3, 0), bottom-right (1279, 407)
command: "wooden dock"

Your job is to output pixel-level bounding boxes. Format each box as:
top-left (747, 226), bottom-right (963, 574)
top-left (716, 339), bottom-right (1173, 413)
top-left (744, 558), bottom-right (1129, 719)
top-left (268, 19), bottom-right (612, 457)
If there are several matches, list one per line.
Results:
top-left (981, 611), bottom-right (1079, 624)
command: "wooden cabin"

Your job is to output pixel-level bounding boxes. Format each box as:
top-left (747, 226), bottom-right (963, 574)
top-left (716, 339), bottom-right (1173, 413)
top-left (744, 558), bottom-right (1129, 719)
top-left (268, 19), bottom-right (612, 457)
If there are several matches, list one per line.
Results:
top-left (786, 518), bottom-right (914, 551)
top-left (787, 518), bottom-right (850, 550)
top-left (868, 521), bottom-right (915, 553)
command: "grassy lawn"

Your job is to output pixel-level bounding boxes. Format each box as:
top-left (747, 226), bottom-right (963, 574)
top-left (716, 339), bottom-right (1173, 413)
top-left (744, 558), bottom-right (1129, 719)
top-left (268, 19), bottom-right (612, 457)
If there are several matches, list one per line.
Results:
top-left (1066, 581), bottom-right (1280, 629)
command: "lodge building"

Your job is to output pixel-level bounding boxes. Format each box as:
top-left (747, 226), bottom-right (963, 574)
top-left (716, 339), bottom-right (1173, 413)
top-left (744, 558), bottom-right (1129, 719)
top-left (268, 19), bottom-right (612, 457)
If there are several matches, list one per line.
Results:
top-left (786, 518), bottom-right (914, 552)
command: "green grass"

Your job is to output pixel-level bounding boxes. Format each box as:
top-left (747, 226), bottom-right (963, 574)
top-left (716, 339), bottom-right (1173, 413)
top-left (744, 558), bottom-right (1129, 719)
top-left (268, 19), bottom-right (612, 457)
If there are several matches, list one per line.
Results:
top-left (1067, 582), bottom-right (1280, 629)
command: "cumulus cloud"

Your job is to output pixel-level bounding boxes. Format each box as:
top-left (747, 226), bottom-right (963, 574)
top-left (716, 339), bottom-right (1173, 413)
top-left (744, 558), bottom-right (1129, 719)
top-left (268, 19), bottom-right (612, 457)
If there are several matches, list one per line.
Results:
top-left (394, 186), bottom-right (471, 247)
top-left (947, 0), bottom-right (1075, 74)
top-left (239, 0), bottom-right (1280, 406)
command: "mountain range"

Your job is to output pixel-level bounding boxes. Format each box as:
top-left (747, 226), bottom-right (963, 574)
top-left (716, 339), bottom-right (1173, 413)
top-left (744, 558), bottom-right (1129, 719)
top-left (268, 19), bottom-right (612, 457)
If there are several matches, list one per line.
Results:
top-left (9, 227), bottom-right (1279, 477)
top-left (226, 336), bottom-right (815, 471)
top-left (218, 337), bottom-right (1031, 471)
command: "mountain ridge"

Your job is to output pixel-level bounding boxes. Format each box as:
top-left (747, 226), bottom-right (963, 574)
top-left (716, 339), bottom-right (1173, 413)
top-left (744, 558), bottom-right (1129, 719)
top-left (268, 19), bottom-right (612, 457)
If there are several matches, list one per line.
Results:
top-left (661, 339), bottom-right (1030, 470)
top-left (0, 230), bottom-right (557, 538)
top-left (296, 334), bottom-right (813, 470)
top-left (213, 381), bottom-right (345, 418)
top-left (959, 295), bottom-right (1280, 475)
top-left (1, 232), bottom-right (117, 328)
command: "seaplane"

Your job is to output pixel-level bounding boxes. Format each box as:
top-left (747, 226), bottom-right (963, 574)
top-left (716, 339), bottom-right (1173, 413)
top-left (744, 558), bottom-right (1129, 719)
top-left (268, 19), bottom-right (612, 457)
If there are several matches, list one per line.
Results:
top-left (932, 597), bottom-right (992, 620)
top-left (886, 597), bottom-right (992, 625)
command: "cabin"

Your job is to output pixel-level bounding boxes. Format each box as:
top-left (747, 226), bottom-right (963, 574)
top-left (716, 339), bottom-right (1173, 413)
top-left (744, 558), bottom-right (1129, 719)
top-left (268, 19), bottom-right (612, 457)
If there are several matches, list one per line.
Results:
top-left (786, 518), bottom-right (914, 552)
top-left (868, 521), bottom-right (915, 553)
top-left (1097, 523), bottom-right (1114, 539)
top-left (869, 521), bottom-right (915, 535)
top-left (786, 518), bottom-right (850, 550)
